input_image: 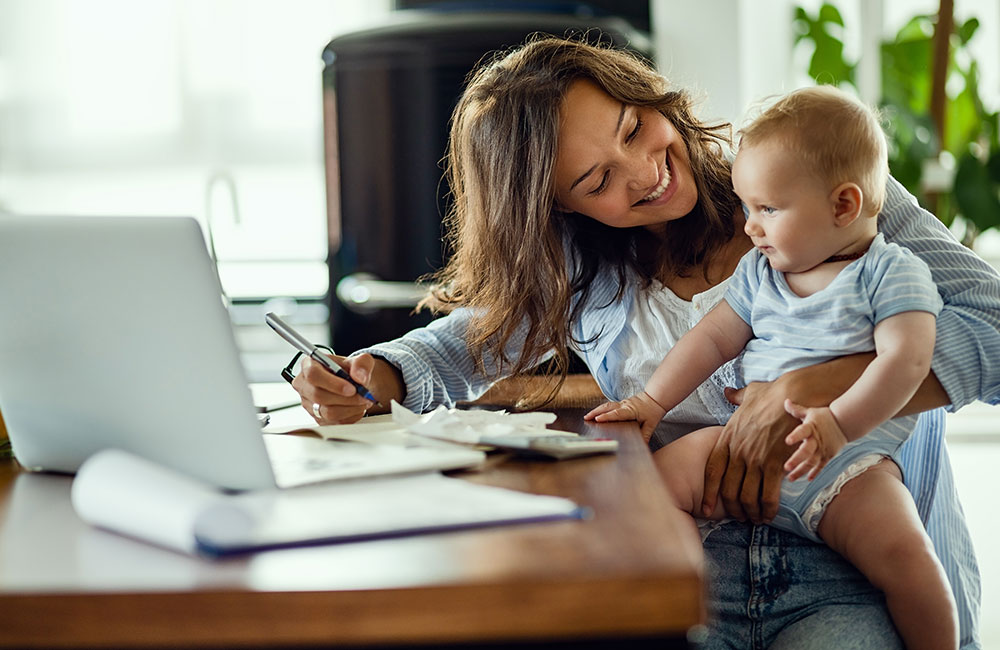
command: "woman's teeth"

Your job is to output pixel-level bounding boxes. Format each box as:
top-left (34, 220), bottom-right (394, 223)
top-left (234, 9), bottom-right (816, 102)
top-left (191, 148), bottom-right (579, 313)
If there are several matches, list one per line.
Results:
top-left (641, 166), bottom-right (672, 203)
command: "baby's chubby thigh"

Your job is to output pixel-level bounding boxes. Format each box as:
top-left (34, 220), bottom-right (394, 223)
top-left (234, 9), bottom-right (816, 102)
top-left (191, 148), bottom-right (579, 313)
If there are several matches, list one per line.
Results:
top-left (652, 426), bottom-right (727, 517)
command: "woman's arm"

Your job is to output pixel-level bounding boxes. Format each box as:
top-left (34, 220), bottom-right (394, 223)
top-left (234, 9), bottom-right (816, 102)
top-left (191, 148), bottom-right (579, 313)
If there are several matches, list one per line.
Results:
top-left (293, 353), bottom-right (405, 423)
top-left (292, 307), bottom-right (549, 423)
top-left (700, 354), bottom-right (951, 522)
top-left (881, 176), bottom-right (1000, 408)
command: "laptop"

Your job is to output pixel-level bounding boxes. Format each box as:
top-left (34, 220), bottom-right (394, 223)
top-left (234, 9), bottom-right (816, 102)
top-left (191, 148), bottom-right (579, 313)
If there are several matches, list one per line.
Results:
top-left (0, 215), bottom-right (483, 490)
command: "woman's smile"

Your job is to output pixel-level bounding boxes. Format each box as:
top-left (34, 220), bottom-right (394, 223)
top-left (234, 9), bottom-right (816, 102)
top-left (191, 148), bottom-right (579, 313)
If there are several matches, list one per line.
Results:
top-left (634, 157), bottom-right (674, 206)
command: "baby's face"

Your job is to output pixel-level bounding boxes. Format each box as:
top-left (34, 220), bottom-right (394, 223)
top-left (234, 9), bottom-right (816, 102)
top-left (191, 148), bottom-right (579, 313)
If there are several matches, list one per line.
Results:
top-left (732, 141), bottom-right (841, 273)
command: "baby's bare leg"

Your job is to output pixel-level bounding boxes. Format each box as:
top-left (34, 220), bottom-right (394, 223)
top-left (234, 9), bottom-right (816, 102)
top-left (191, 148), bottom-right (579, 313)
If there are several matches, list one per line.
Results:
top-left (817, 459), bottom-right (958, 650)
top-left (652, 426), bottom-right (728, 519)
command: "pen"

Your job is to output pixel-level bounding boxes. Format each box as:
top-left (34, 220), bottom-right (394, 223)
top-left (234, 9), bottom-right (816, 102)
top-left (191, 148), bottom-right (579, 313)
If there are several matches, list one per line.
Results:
top-left (264, 312), bottom-right (381, 406)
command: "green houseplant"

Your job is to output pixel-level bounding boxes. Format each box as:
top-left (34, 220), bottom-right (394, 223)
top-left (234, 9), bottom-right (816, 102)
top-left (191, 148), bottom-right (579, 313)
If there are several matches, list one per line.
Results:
top-left (794, 2), bottom-right (1000, 246)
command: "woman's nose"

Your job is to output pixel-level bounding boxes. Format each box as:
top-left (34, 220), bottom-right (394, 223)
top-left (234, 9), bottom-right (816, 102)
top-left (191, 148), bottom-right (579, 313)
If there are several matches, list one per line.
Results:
top-left (626, 154), bottom-right (660, 191)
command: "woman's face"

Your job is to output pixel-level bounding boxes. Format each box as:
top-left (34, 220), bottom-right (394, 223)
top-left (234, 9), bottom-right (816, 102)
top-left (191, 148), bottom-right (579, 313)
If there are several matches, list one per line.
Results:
top-left (554, 79), bottom-right (698, 230)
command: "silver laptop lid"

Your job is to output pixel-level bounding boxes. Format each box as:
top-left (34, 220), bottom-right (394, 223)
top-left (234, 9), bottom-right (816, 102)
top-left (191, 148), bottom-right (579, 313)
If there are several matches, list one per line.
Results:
top-left (0, 215), bottom-right (276, 490)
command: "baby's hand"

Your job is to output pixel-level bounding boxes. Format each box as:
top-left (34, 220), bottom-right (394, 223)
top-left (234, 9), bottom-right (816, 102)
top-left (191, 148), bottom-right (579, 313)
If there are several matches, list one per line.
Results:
top-left (584, 392), bottom-right (666, 443)
top-left (782, 400), bottom-right (848, 481)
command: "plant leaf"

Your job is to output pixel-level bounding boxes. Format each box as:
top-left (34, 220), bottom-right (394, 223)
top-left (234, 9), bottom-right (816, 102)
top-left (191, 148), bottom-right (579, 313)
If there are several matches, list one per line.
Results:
top-left (956, 17), bottom-right (980, 45)
top-left (818, 3), bottom-right (845, 27)
top-left (954, 152), bottom-right (1000, 232)
top-left (810, 33), bottom-right (853, 84)
top-left (896, 14), bottom-right (935, 42)
top-left (987, 149), bottom-right (1000, 184)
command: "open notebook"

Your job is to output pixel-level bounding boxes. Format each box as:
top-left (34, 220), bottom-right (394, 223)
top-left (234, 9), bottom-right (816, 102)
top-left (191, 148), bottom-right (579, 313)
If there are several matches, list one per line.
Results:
top-left (0, 216), bottom-right (483, 490)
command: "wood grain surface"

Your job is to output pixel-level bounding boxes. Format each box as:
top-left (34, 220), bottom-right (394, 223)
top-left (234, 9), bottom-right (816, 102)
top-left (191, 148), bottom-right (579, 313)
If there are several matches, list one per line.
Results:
top-left (0, 401), bottom-right (703, 649)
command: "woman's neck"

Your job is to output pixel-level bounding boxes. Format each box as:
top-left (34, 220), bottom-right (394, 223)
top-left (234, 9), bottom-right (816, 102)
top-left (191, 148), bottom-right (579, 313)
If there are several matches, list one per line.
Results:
top-left (661, 207), bottom-right (752, 301)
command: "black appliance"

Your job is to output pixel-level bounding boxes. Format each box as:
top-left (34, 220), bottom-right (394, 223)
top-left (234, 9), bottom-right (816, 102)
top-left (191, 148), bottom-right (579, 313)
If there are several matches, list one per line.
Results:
top-left (322, 8), bottom-right (651, 353)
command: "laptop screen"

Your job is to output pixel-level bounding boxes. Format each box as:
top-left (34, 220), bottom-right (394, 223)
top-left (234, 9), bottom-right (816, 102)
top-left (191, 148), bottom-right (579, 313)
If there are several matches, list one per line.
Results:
top-left (0, 216), bottom-right (276, 490)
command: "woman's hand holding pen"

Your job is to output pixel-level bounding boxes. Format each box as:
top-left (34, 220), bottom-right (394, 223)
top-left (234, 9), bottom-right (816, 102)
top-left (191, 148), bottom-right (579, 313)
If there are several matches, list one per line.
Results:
top-left (292, 353), bottom-right (404, 424)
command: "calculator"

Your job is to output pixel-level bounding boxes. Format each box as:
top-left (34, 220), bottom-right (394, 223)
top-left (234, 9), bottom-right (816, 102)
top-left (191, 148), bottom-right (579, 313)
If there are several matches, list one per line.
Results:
top-left (477, 434), bottom-right (619, 460)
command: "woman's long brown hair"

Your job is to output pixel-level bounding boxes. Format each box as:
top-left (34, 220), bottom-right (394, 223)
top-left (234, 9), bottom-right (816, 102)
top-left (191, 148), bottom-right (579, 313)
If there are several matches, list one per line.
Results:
top-left (421, 36), bottom-right (738, 406)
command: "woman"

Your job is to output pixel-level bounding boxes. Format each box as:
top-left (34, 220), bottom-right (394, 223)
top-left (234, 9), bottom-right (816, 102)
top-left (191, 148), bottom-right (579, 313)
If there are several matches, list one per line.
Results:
top-left (293, 37), bottom-right (997, 648)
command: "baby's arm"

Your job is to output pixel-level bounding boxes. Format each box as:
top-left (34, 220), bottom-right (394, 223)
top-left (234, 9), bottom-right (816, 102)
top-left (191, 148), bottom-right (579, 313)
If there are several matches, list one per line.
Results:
top-left (586, 301), bottom-right (752, 441)
top-left (784, 309), bottom-right (937, 480)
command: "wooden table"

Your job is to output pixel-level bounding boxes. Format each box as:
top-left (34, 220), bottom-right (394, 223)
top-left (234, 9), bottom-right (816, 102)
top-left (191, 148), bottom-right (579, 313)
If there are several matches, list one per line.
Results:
top-left (0, 408), bottom-right (704, 649)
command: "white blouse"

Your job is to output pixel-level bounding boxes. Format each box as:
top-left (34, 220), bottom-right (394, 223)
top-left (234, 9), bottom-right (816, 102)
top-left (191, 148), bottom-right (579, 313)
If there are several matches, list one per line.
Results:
top-left (611, 277), bottom-right (738, 436)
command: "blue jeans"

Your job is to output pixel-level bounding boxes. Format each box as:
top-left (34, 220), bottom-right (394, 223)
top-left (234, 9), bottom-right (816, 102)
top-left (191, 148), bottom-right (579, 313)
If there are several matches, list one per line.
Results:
top-left (698, 522), bottom-right (903, 650)
top-left (651, 410), bottom-right (980, 648)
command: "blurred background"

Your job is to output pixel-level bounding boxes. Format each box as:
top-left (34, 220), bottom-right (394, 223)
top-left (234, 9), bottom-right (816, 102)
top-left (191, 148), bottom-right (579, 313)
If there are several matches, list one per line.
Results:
top-left (1, 0), bottom-right (997, 367)
top-left (0, 0), bottom-right (997, 644)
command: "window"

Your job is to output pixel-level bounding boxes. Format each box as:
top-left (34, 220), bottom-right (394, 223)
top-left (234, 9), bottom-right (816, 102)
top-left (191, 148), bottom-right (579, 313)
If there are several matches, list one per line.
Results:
top-left (0, 0), bottom-right (391, 300)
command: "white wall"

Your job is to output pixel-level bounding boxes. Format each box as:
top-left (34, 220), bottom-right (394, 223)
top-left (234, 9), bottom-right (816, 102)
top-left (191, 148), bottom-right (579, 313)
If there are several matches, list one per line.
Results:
top-left (651, 0), bottom-right (799, 128)
top-left (651, 0), bottom-right (999, 127)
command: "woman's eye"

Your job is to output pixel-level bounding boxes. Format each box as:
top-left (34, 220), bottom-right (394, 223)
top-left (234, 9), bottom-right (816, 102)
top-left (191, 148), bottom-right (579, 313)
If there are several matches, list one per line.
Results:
top-left (590, 171), bottom-right (610, 195)
top-left (627, 116), bottom-right (643, 143)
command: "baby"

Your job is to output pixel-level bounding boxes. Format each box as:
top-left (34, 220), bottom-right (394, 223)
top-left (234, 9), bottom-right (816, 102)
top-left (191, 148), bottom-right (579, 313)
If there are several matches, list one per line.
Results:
top-left (587, 85), bottom-right (958, 649)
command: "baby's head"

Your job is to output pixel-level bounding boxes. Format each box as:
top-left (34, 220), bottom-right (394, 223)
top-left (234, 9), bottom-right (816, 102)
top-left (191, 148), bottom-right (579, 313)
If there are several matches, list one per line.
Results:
top-left (738, 85), bottom-right (888, 218)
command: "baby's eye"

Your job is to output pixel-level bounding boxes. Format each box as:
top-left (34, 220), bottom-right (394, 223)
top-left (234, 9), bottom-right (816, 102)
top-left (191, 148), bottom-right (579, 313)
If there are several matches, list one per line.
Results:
top-left (761, 205), bottom-right (777, 215)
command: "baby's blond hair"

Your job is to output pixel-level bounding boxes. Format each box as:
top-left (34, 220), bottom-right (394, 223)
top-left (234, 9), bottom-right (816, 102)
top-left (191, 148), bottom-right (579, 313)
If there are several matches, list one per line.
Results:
top-left (739, 85), bottom-right (889, 217)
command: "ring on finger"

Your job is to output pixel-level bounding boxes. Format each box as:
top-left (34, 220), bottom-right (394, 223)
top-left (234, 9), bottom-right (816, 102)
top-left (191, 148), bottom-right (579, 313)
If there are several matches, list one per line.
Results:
top-left (312, 402), bottom-right (322, 419)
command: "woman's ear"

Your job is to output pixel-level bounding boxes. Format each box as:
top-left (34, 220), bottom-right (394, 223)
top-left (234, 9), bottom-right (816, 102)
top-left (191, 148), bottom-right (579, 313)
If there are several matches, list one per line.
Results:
top-left (830, 182), bottom-right (863, 227)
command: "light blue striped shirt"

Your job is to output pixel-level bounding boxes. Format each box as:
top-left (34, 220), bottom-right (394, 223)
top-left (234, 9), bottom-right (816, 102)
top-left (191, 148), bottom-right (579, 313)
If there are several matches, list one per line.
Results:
top-left (726, 233), bottom-right (943, 383)
top-left (358, 177), bottom-right (997, 648)
top-left (721, 233), bottom-right (945, 541)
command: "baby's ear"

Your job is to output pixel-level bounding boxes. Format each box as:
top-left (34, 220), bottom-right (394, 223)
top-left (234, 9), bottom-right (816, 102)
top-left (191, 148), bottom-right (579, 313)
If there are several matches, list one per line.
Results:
top-left (830, 182), bottom-right (863, 227)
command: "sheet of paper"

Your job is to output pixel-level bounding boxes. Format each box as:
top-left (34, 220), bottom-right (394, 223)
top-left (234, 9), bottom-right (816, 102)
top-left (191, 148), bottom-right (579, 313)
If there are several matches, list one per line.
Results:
top-left (71, 449), bottom-right (582, 557)
top-left (261, 433), bottom-right (484, 488)
top-left (391, 402), bottom-right (563, 444)
top-left (284, 414), bottom-right (439, 446)
top-left (71, 449), bottom-right (225, 554)
top-left (194, 472), bottom-right (583, 555)
top-left (266, 402), bottom-right (574, 448)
